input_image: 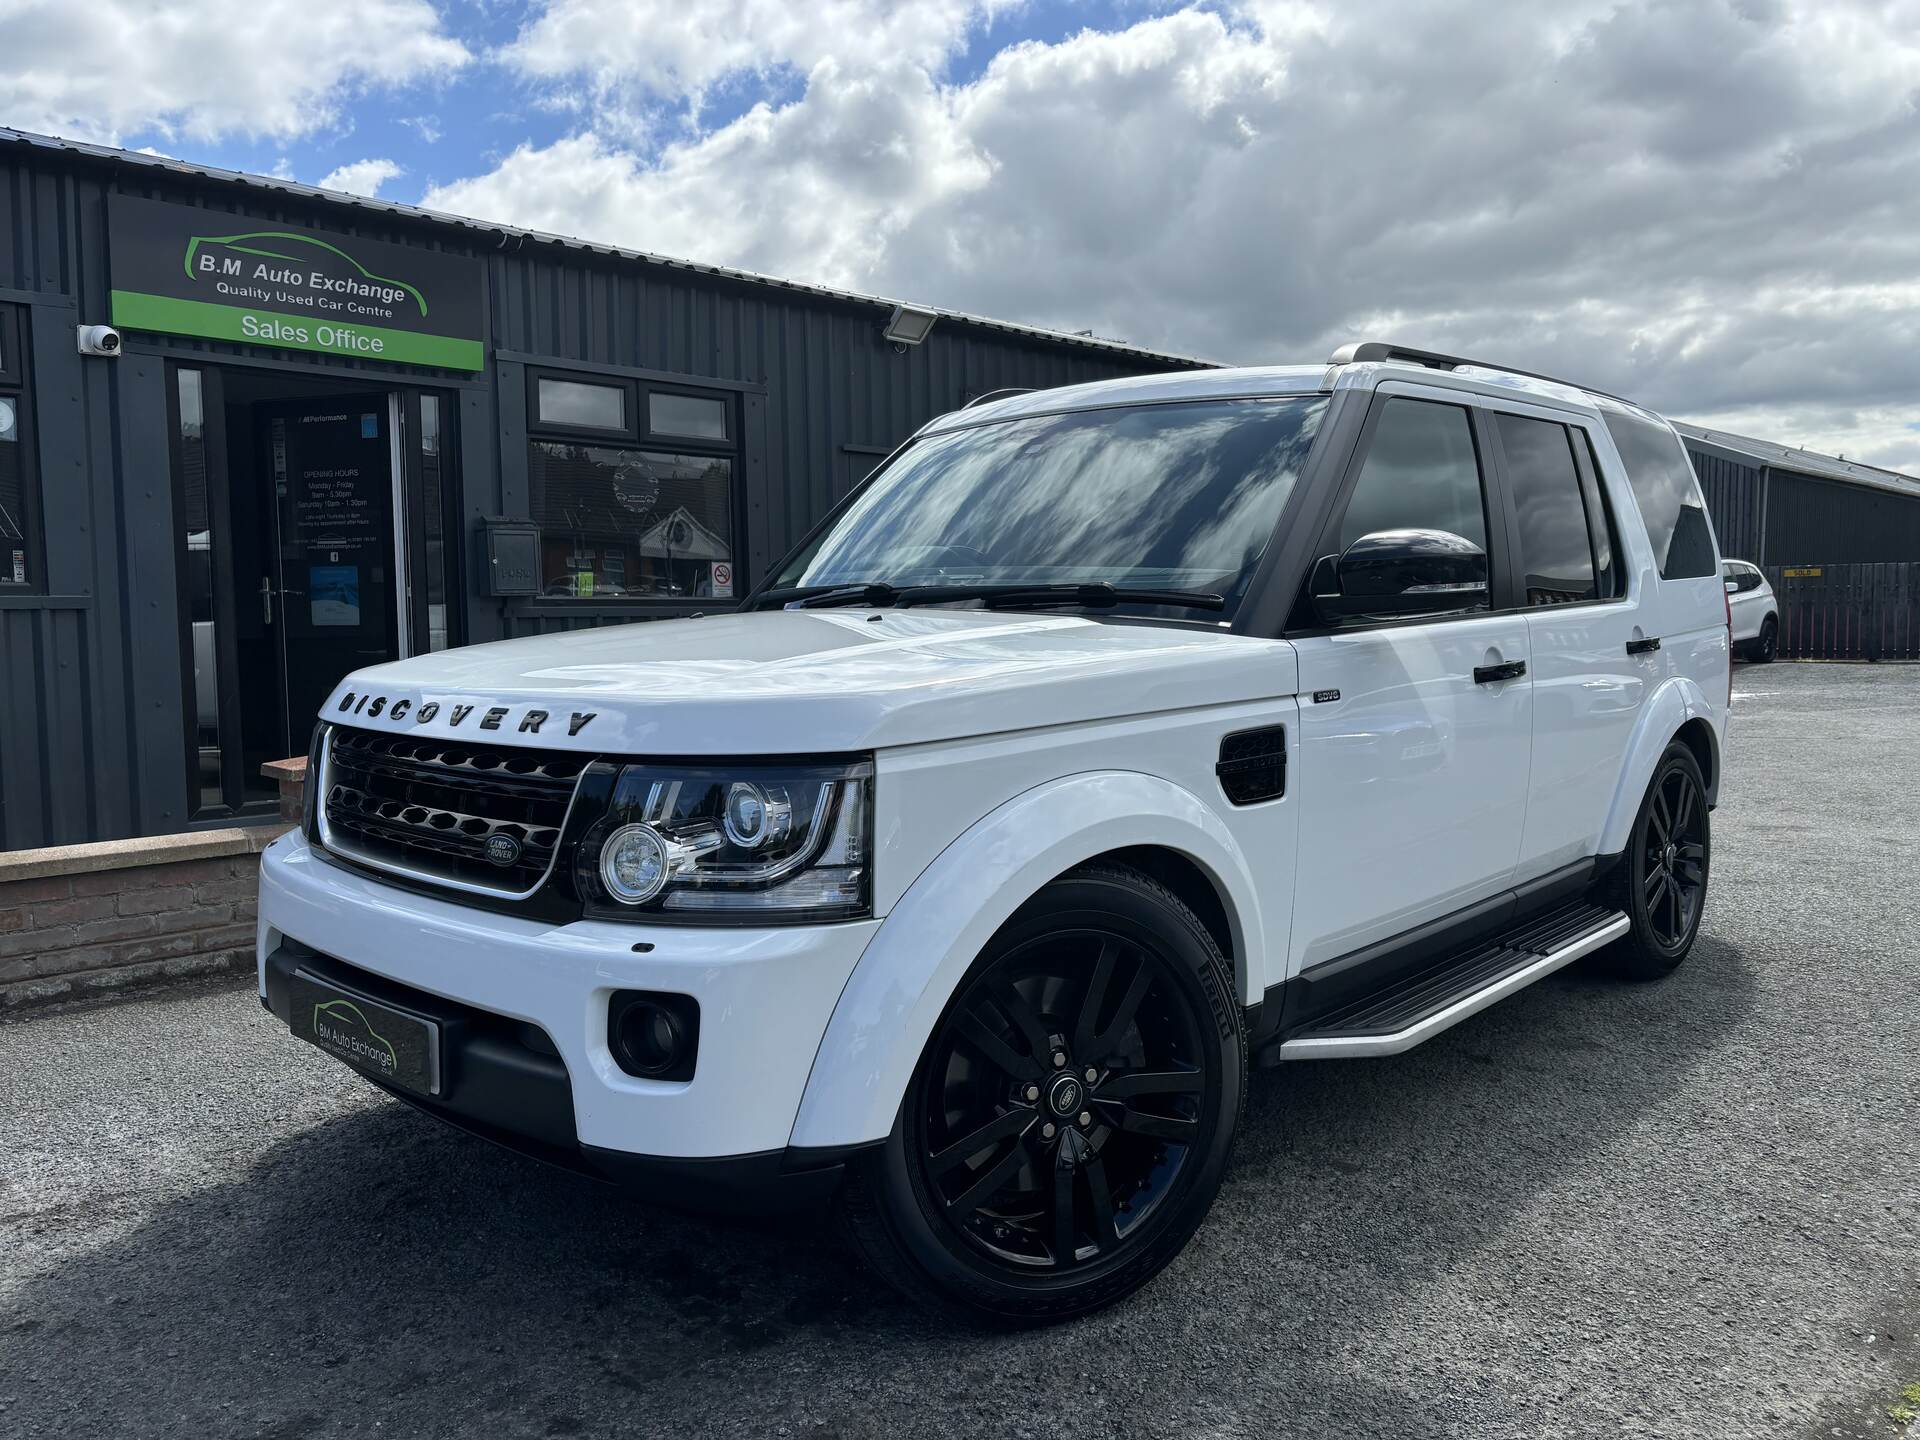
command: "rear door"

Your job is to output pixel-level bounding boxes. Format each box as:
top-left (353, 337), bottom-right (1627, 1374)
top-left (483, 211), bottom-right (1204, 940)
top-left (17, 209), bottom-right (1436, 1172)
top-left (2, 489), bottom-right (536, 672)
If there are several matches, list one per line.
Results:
top-left (1287, 390), bottom-right (1534, 970)
top-left (1485, 406), bottom-right (1649, 879)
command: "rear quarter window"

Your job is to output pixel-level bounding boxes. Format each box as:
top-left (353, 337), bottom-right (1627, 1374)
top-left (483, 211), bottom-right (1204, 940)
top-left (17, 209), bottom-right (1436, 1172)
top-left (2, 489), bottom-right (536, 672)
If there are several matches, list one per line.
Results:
top-left (1601, 411), bottom-right (1718, 578)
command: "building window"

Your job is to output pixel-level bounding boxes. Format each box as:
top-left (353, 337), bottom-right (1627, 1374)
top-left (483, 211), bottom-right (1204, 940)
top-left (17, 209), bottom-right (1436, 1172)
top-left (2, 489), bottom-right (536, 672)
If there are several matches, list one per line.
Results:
top-left (525, 369), bottom-right (737, 602)
top-left (0, 305), bottom-right (38, 589)
top-left (536, 375), bottom-right (629, 433)
top-left (649, 390), bottom-right (727, 440)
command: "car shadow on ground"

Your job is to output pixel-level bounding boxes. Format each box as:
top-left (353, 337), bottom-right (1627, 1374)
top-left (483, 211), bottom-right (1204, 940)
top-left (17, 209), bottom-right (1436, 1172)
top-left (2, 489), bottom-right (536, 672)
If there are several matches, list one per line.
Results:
top-left (6, 935), bottom-right (1758, 1437)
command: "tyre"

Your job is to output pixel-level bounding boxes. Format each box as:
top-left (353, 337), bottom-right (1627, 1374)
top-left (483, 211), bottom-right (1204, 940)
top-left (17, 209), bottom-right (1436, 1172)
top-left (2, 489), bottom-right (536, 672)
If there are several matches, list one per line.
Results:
top-left (1599, 741), bottom-right (1711, 979)
top-left (838, 862), bottom-right (1245, 1325)
top-left (1745, 615), bottom-right (1777, 664)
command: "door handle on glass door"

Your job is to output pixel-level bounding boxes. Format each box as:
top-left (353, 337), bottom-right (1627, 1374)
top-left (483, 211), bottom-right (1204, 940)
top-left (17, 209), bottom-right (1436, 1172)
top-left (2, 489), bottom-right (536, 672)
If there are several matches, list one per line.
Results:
top-left (259, 575), bottom-right (275, 625)
top-left (1472, 659), bottom-right (1526, 684)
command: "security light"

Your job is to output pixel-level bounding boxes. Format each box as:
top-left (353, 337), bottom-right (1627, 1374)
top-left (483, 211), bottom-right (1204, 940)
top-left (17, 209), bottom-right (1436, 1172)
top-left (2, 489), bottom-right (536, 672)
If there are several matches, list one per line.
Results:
top-left (882, 303), bottom-right (937, 347)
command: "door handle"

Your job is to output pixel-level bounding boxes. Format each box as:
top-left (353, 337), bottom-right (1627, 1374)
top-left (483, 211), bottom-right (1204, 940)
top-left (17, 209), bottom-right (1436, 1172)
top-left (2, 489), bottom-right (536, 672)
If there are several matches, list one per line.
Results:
top-left (259, 575), bottom-right (275, 625)
top-left (1625, 636), bottom-right (1661, 655)
top-left (1473, 659), bottom-right (1526, 684)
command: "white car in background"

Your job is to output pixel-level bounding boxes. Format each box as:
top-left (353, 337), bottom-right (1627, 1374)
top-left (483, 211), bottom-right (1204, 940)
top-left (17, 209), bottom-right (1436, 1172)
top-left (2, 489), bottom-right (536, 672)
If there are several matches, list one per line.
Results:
top-left (1723, 560), bottom-right (1777, 662)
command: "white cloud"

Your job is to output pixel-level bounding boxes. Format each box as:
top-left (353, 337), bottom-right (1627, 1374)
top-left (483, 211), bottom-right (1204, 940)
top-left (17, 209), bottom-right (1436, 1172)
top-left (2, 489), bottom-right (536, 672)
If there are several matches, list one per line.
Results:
top-left (0, 0), bottom-right (467, 143)
top-left (320, 157), bottom-right (405, 196)
top-left (440, 0), bottom-right (1920, 471)
top-left (502, 0), bottom-right (1010, 121)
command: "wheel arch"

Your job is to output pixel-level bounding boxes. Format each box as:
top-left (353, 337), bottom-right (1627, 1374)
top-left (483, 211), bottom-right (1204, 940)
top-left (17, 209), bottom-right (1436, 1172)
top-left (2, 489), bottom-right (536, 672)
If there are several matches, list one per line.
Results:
top-left (1599, 677), bottom-right (1724, 854)
top-left (788, 771), bottom-right (1266, 1151)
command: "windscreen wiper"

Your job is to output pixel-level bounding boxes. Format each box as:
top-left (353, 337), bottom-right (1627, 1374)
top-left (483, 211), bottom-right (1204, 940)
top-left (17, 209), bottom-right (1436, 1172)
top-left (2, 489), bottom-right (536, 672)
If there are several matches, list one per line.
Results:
top-left (903, 583), bottom-right (1225, 612)
top-left (791, 581), bottom-right (1223, 612)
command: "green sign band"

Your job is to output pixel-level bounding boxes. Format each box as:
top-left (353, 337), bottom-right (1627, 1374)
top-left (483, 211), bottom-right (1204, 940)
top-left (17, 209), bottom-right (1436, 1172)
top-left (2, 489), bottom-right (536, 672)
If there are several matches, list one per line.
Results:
top-left (110, 290), bottom-right (485, 371)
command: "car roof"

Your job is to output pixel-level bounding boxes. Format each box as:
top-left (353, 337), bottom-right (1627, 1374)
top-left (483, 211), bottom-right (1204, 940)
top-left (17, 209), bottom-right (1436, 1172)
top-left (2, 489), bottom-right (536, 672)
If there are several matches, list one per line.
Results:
top-left (917, 353), bottom-right (1662, 437)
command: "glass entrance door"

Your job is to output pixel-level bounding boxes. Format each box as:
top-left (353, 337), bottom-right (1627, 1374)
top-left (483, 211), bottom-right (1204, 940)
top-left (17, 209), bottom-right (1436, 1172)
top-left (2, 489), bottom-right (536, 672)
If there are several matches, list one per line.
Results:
top-left (262, 396), bottom-right (399, 750)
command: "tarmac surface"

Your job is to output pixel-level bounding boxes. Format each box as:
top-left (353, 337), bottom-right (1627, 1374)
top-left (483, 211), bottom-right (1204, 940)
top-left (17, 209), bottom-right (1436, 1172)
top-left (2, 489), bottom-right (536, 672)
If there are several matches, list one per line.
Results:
top-left (3, 661), bottom-right (1917, 1439)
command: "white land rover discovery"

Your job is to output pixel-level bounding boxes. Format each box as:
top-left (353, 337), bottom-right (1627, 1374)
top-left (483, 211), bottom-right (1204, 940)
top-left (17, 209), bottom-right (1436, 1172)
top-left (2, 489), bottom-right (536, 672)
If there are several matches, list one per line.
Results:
top-left (258, 342), bottom-right (1731, 1323)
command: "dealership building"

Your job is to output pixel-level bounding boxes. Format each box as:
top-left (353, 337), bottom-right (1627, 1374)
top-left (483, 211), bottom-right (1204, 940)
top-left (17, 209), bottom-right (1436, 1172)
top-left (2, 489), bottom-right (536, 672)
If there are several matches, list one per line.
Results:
top-left (0, 129), bottom-right (1199, 855)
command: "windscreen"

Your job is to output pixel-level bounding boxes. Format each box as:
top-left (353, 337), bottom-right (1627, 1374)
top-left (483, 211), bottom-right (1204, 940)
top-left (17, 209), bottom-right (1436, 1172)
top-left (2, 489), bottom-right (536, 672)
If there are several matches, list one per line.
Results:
top-left (771, 397), bottom-right (1328, 617)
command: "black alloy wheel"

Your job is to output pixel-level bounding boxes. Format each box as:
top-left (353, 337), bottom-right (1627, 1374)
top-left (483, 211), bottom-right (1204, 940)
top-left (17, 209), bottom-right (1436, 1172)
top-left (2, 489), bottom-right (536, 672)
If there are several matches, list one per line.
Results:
top-left (1640, 761), bottom-right (1706, 952)
top-left (1602, 741), bottom-right (1711, 978)
top-left (839, 864), bottom-right (1244, 1324)
top-left (1747, 616), bottom-right (1778, 664)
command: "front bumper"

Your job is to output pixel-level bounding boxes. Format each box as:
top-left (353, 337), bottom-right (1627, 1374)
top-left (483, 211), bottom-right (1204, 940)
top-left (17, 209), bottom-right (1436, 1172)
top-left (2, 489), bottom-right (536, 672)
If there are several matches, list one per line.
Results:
top-left (256, 831), bottom-right (882, 1206)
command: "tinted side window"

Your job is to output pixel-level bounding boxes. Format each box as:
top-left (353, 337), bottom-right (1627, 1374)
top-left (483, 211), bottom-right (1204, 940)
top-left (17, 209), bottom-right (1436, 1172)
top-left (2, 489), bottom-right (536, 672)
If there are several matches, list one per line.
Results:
top-left (1601, 411), bottom-right (1717, 578)
top-left (1338, 399), bottom-right (1488, 553)
top-left (1496, 413), bottom-right (1596, 606)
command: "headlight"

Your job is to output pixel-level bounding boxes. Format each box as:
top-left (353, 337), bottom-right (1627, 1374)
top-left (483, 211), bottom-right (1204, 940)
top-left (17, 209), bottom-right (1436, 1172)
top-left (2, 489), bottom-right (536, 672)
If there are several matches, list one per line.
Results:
top-left (576, 759), bottom-right (872, 924)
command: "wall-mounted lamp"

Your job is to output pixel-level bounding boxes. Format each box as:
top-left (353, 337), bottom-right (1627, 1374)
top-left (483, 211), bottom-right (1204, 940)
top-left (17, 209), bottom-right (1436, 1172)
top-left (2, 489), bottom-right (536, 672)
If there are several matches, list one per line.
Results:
top-left (882, 303), bottom-right (937, 350)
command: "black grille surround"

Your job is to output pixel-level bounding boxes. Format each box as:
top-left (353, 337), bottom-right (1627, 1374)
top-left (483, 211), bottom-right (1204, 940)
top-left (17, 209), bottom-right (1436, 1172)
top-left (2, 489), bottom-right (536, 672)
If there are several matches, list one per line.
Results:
top-left (320, 727), bottom-right (588, 895)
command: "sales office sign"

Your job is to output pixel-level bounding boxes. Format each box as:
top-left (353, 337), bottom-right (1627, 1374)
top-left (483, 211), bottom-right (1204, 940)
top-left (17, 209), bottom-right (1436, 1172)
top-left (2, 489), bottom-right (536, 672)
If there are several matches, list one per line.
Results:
top-left (107, 195), bottom-right (485, 370)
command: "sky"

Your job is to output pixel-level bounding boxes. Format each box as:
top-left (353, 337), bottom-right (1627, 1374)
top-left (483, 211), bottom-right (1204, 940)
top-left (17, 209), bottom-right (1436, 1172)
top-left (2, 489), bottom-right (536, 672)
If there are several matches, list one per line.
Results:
top-left (5, 0), bottom-right (1920, 472)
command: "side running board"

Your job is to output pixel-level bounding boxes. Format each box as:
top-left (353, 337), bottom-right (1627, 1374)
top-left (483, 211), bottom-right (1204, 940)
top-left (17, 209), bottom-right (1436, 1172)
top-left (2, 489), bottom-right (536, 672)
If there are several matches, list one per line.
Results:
top-left (1276, 902), bottom-right (1629, 1061)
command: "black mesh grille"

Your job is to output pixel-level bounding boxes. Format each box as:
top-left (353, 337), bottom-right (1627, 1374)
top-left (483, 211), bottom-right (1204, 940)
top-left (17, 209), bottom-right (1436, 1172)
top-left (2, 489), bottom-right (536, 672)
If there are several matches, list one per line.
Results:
top-left (322, 727), bottom-right (587, 892)
top-left (1216, 726), bottom-right (1286, 805)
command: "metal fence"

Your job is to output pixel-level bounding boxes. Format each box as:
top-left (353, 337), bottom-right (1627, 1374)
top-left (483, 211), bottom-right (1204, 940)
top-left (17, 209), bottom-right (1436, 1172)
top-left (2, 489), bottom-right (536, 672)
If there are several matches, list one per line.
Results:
top-left (1761, 563), bottom-right (1920, 661)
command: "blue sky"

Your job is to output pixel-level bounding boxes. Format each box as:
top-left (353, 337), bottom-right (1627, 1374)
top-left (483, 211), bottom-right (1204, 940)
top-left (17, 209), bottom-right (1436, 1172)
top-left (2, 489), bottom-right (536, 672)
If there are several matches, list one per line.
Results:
top-left (120, 1), bottom-right (1163, 209)
top-left (6, 0), bottom-right (1920, 471)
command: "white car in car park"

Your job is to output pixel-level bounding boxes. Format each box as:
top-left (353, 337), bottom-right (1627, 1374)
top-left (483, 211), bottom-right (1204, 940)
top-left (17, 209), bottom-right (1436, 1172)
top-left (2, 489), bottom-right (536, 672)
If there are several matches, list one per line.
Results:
top-left (1723, 559), bottom-right (1778, 662)
top-left (257, 341), bottom-right (1731, 1323)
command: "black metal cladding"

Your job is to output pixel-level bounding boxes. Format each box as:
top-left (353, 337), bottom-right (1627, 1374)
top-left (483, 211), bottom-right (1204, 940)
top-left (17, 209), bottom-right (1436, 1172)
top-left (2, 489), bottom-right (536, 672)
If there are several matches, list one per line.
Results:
top-left (321, 728), bottom-right (585, 892)
top-left (0, 133), bottom-right (1192, 850)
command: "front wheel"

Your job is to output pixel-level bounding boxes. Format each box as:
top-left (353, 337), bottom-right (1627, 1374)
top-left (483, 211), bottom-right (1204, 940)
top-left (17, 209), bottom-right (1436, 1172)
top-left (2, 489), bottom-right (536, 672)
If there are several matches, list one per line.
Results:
top-left (838, 863), bottom-right (1245, 1325)
top-left (1600, 741), bottom-right (1711, 979)
top-left (1745, 615), bottom-right (1778, 663)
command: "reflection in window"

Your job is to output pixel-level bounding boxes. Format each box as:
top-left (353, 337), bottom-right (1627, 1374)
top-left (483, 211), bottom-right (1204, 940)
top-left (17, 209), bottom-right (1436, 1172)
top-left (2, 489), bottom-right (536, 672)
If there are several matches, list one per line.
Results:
top-left (537, 377), bottom-right (626, 430)
top-left (420, 396), bottom-right (450, 650)
top-left (1497, 413), bottom-right (1597, 605)
top-left (776, 398), bottom-right (1326, 616)
top-left (1602, 411), bottom-right (1717, 579)
top-left (650, 391), bottom-right (727, 439)
top-left (177, 369), bottom-right (222, 811)
top-left (0, 394), bottom-right (23, 586)
top-left (1339, 400), bottom-right (1487, 555)
top-left (529, 443), bottom-right (734, 599)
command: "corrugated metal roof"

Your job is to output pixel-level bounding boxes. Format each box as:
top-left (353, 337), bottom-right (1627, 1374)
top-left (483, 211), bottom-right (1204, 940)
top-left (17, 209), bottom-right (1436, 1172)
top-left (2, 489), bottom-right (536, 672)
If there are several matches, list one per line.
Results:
top-left (1674, 421), bottom-right (1920, 500)
top-left (0, 126), bottom-right (1216, 370)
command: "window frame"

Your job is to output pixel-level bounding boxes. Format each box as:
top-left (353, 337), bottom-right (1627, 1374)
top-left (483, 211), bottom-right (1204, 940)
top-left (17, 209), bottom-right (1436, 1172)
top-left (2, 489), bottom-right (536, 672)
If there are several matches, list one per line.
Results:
top-left (0, 303), bottom-right (44, 593)
top-left (522, 366), bottom-right (742, 607)
top-left (1286, 391), bottom-right (1515, 635)
top-left (1482, 407), bottom-right (1630, 610)
top-left (528, 367), bottom-right (639, 442)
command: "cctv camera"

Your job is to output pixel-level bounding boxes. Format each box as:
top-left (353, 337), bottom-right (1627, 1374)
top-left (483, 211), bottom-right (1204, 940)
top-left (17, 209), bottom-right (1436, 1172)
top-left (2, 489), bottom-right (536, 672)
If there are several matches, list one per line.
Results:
top-left (76, 324), bottom-right (122, 357)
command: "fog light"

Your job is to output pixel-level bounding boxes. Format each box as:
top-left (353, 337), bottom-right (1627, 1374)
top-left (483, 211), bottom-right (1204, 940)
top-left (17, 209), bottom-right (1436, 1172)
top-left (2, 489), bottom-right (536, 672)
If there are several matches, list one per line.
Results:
top-left (600, 823), bottom-right (671, 905)
top-left (608, 991), bottom-right (700, 1080)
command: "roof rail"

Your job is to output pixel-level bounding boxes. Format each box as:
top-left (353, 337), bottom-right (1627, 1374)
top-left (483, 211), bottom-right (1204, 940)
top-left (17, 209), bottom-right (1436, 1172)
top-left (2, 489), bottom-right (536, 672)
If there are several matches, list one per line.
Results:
top-left (962, 387), bottom-right (1036, 409)
top-left (1327, 341), bottom-right (1632, 405)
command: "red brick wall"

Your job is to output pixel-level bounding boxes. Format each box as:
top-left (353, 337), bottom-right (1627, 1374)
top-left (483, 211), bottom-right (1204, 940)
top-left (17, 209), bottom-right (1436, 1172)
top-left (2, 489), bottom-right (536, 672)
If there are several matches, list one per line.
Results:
top-left (0, 829), bottom-right (284, 1009)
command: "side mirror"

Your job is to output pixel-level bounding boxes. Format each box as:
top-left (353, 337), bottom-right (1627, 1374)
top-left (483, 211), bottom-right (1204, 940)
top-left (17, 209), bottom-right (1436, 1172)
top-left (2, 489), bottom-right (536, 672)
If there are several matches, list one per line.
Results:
top-left (1724, 578), bottom-right (1739, 594)
top-left (1313, 528), bottom-right (1489, 623)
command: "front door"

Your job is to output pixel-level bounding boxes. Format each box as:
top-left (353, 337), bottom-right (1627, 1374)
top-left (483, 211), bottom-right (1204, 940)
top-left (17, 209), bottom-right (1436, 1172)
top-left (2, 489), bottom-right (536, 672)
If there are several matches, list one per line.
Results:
top-left (262, 396), bottom-right (399, 752)
top-left (1287, 392), bottom-right (1534, 971)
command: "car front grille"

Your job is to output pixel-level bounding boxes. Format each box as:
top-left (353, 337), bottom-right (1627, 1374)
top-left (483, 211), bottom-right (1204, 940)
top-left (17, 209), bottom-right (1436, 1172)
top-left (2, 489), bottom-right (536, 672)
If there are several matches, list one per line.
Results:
top-left (320, 727), bottom-right (588, 895)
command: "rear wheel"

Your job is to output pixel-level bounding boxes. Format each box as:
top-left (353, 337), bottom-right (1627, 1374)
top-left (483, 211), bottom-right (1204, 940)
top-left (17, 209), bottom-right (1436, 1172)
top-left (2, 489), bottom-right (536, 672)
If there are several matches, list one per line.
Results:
top-left (1600, 741), bottom-right (1710, 979)
top-left (838, 863), bottom-right (1244, 1325)
top-left (1745, 615), bottom-right (1777, 663)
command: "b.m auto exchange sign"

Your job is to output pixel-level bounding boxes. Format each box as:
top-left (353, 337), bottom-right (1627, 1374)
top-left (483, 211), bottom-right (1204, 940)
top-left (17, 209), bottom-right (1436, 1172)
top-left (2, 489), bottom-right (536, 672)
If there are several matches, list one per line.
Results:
top-left (107, 195), bottom-right (484, 370)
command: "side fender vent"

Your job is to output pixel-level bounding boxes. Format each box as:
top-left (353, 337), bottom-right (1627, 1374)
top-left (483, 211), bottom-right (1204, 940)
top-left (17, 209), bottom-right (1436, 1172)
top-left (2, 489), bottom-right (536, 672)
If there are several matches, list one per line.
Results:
top-left (1216, 726), bottom-right (1287, 805)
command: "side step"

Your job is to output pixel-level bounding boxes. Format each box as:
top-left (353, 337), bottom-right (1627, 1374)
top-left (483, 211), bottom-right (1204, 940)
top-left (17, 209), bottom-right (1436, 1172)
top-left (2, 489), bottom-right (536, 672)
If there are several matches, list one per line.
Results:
top-left (1276, 902), bottom-right (1629, 1061)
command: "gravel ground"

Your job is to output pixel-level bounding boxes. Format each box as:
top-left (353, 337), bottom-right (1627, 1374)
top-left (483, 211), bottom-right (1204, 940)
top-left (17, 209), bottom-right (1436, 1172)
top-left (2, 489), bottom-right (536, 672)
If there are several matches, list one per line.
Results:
top-left (3, 662), bottom-right (1918, 1440)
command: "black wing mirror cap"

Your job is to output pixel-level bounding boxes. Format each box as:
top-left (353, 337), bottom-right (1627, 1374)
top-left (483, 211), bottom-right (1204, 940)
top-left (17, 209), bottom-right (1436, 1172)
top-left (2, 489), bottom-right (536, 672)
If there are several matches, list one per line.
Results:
top-left (1312, 528), bottom-right (1489, 622)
